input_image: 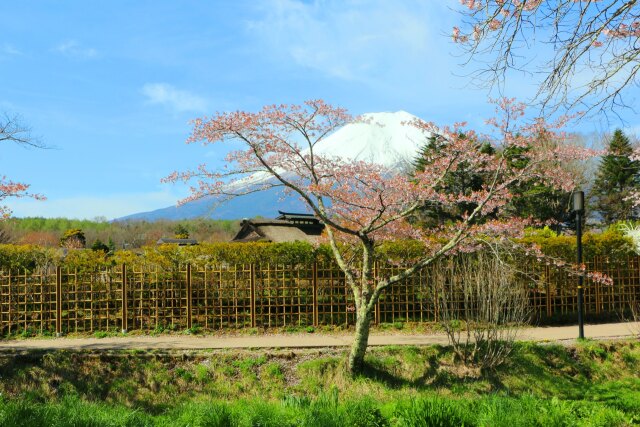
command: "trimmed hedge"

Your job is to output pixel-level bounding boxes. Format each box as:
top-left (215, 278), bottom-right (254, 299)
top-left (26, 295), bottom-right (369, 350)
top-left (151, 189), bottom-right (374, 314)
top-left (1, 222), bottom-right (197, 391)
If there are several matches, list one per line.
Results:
top-left (520, 228), bottom-right (633, 260)
top-left (0, 245), bottom-right (60, 271)
top-left (0, 230), bottom-right (634, 272)
top-left (0, 241), bottom-right (332, 271)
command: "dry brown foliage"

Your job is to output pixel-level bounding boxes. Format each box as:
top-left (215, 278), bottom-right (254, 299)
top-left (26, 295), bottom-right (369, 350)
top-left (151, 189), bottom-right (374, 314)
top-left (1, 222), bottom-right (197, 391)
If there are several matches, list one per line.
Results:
top-left (430, 252), bottom-right (531, 370)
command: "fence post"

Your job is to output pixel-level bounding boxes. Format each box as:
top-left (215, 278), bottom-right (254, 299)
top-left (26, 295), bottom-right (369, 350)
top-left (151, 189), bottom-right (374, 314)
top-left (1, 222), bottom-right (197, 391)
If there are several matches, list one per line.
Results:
top-left (250, 263), bottom-right (256, 328)
top-left (312, 262), bottom-right (318, 327)
top-left (374, 261), bottom-right (380, 324)
top-left (121, 264), bottom-right (128, 333)
top-left (56, 266), bottom-right (62, 337)
top-left (595, 257), bottom-right (601, 315)
top-left (186, 263), bottom-right (192, 329)
top-left (546, 265), bottom-right (552, 318)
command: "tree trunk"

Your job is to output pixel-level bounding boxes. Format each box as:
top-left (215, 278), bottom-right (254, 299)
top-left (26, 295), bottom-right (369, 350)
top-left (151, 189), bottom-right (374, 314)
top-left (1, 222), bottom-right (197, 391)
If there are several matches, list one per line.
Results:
top-left (348, 304), bottom-right (374, 374)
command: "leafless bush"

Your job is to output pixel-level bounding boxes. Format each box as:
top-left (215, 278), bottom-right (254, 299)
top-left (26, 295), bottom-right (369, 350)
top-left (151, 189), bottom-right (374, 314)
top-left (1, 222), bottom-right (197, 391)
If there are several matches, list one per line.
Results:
top-left (430, 252), bottom-right (531, 370)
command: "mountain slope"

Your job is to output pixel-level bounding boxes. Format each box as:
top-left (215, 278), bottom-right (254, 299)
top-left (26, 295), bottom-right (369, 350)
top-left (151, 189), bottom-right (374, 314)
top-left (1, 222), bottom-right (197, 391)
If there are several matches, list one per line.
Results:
top-left (117, 111), bottom-right (430, 221)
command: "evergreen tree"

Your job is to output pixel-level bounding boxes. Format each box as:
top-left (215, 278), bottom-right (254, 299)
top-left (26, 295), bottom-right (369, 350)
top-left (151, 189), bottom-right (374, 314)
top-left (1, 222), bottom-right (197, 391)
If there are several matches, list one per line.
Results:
top-left (107, 237), bottom-right (116, 252)
top-left (173, 224), bottom-right (190, 239)
top-left (411, 134), bottom-right (494, 226)
top-left (412, 133), bottom-right (571, 229)
top-left (591, 129), bottom-right (640, 224)
top-left (502, 144), bottom-right (572, 228)
top-left (91, 239), bottom-right (109, 252)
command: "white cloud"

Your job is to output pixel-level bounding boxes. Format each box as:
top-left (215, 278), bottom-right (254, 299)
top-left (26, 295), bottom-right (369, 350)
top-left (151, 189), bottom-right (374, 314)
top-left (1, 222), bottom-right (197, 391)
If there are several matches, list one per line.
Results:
top-left (0, 43), bottom-right (21, 56)
top-left (141, 83), bottom-right (208, 113)
top-left (54, 40), bottom-right (98, 59)
top-left (8, 190), bottom-right (185, 220)
top-left (247, 0), bottom-right (444, 84)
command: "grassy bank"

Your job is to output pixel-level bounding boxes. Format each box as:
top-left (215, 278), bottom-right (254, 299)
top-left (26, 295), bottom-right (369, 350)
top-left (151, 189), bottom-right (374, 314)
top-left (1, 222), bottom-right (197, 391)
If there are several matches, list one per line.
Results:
top-left (0, 340), bottom-right (638, 426)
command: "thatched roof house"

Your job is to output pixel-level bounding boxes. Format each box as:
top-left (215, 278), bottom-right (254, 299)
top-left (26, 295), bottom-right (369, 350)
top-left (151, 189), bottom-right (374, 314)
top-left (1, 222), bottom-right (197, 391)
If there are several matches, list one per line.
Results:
top-left (231, 211), bottom-right (325, 243)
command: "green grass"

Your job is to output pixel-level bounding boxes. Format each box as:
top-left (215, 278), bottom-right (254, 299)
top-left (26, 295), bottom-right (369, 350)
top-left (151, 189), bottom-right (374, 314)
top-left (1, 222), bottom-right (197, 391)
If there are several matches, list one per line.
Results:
top-left (0, 393), bottom-right (633, 426)
top-left (0, 340), bottom-right (638, 425)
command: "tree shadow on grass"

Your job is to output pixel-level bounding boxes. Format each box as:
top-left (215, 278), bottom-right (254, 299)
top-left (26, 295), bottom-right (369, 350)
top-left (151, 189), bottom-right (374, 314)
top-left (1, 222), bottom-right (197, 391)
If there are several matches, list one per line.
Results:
top-left (356, 346), bottom-right (509, 394)
top-left (503, 343), bottom-right (592, 400)
top-left (351, 341), bottom-right (610, 398)
top-left (358, 361), bottom-right (511, 397)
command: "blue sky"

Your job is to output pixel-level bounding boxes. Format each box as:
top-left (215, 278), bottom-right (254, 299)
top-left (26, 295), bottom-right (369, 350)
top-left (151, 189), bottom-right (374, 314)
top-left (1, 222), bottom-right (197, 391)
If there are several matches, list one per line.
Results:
top-left (1, 0), bottom-right (637, 220)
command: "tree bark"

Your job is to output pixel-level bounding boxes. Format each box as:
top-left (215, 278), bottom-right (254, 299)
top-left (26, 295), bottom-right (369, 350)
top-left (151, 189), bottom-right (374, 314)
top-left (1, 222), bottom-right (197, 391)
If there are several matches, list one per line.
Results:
top-left (348, 304), bottom-right (374, 374)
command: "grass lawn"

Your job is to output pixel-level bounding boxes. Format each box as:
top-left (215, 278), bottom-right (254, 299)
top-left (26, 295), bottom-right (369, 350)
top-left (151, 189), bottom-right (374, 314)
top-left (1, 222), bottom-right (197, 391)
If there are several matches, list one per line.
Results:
top-left (0, 339), bottom-right (638, 426)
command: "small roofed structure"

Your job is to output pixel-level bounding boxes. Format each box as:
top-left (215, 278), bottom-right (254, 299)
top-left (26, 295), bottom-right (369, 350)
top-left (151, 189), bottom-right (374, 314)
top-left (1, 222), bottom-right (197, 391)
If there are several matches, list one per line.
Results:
top-left (156, 238), bottom-right (198, 246)
top-left (232, 211), bottom-right (325, 243)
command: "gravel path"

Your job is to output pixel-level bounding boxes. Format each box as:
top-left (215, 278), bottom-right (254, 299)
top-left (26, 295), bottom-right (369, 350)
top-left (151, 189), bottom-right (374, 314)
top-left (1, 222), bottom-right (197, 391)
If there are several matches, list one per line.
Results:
top-left (0, 322), bottom-right (637, 351)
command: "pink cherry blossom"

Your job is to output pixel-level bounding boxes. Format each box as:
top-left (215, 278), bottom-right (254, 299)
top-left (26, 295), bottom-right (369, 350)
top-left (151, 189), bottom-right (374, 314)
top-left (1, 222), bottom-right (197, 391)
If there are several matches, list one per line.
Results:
top-left (0, 176), bottom-right (44, 219)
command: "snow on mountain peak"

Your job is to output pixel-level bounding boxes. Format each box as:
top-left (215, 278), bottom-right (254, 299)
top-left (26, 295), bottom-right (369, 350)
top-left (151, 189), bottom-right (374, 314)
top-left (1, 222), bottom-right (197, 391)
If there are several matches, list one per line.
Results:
top-left (311, 110), bottom-right (430, 168)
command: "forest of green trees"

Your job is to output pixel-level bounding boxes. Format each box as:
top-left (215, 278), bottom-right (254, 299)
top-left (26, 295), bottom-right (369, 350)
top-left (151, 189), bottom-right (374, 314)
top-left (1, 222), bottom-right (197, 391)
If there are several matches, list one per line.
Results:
top-left (0, 217), bottom-right (239, 249)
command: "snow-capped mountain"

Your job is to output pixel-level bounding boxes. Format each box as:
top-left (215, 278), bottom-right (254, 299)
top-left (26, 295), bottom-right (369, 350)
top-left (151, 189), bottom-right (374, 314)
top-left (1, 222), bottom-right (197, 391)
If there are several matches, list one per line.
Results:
top-left (116, 111), bottom-right (431, 221)
top-left (310, 111), bottom-right (428, 168)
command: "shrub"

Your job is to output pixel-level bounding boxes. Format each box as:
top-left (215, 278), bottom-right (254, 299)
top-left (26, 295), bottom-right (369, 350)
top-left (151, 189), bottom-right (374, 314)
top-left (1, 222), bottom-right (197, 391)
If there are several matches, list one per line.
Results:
top-left (0, 244), bottom-right (60, 271)
top-left (520, 228), bottom-right (633, 260)
top-left (433, 252), bottom-right (530, 370)
top-left (62, 249), bottom-right (111, 271)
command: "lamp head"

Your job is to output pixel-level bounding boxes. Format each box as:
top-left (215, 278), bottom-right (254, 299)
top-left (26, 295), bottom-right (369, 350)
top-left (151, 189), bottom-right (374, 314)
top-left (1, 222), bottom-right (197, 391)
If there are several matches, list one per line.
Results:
top-left (572, 191), bottom-right (584, 213)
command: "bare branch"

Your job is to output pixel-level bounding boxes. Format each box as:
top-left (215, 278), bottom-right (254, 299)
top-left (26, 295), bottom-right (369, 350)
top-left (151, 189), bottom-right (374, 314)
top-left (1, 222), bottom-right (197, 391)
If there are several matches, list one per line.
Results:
top-left (0, 113), bottom-right (45, 149)
top-left (455, 0), bottom-right (640, 117)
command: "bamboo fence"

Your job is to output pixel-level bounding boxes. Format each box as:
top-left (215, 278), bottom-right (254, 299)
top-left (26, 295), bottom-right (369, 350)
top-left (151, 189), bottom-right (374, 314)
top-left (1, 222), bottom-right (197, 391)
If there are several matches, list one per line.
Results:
top-left (1, 256), bottom-right (639, 335)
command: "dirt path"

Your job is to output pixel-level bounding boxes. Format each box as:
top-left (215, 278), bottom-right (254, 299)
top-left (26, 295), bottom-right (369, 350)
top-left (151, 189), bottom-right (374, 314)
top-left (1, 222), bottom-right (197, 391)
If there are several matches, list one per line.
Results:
top-left (0, 322), bottom-right (637, 352)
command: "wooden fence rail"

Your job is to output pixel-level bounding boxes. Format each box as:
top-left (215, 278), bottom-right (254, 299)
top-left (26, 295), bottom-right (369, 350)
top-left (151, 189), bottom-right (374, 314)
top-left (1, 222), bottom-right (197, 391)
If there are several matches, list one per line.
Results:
top-left (1, 257), bottom-right (640, 335)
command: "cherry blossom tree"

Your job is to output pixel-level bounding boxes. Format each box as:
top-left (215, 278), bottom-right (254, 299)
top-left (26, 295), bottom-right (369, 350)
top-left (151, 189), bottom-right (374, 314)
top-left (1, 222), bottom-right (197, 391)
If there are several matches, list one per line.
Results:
top-left (0, 113), bottom-right (44, 218)
top-left (165, 99), bottom-right (594, 374)
top-left (454, 1), bottom-right (640, 116)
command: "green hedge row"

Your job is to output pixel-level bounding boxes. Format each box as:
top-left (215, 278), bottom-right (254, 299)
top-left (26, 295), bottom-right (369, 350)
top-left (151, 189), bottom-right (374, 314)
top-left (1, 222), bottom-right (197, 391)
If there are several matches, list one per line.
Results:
top-left (519, 227), bottom-right (634, 260)
top-left (0, 230), bottom-right (634, 272)
top-left (0, 241), bottom-right (329, 271)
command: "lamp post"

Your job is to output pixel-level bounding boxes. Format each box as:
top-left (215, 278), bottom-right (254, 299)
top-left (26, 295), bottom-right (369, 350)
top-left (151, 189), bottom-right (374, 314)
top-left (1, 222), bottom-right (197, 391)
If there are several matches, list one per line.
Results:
top-left (573, 191), bottom-right (585, 339)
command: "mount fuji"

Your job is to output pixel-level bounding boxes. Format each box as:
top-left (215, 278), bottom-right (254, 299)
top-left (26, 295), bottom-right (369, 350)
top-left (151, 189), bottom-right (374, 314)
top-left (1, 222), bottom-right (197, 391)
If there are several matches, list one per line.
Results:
top-left (117, 111), bottom-right (431, 221)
